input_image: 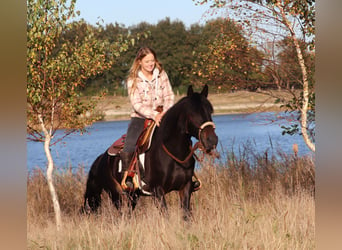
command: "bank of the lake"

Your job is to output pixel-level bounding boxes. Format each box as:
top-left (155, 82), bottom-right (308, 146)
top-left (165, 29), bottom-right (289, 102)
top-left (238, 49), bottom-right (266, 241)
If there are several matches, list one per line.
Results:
top-left (95, 90), bottom-right (289, 121)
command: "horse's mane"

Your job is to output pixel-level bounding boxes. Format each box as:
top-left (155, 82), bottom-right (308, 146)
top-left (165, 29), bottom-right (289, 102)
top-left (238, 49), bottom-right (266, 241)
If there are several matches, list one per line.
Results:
top-left (159, 91), bottom-right (213, 142)
top-left (158, 96), bottom-right (188, 140)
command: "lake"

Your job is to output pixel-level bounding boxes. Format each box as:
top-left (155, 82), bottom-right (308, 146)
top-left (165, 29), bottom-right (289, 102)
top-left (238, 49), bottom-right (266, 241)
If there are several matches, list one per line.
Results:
top-left (27, 112), bottom-right (313, 173)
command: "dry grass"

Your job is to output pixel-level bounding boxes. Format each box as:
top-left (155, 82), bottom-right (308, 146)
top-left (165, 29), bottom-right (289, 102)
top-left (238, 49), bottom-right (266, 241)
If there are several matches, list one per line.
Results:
top-left (27, 148), bottom-right (314, 249)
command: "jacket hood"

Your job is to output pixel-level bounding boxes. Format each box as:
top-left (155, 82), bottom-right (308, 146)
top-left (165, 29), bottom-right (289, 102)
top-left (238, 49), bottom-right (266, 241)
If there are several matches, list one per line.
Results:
top-left (138, 68), bottom-right (160, 82)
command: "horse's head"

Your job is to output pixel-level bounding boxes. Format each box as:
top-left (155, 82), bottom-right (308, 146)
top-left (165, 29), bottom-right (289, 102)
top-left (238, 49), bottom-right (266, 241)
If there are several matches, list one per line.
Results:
top-left (184, 85), bottom-right (218, 153)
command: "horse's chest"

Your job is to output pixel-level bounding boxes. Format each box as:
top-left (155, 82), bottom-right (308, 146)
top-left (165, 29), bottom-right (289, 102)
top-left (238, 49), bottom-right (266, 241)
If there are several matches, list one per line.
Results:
top-left (168, 166), bottom-right (192, 183)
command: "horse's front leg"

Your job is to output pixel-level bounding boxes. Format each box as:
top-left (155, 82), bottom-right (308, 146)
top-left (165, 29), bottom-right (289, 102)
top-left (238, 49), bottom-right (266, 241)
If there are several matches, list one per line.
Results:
top-left (179, 181), bottom-right (192, 221)
top-left (154, 186), bottom-right (168, 215)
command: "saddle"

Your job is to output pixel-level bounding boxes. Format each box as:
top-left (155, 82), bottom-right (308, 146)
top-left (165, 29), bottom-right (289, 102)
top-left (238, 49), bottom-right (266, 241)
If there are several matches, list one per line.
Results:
top-left (107, 119), bottom-right (156, 156)
top-left (109, 106), bottom-right (163, 194)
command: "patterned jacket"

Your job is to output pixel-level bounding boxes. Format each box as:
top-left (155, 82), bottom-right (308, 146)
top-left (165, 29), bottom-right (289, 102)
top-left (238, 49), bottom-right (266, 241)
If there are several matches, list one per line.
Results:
top-left (127, 68), bottom-right (175, 120)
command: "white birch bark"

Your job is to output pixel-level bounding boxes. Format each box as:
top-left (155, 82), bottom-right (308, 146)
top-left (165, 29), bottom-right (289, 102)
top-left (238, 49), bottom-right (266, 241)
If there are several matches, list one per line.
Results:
top-left (38, 114), bottom-right (62, 230)
top-left (276, 0), bottom-right (315, 152)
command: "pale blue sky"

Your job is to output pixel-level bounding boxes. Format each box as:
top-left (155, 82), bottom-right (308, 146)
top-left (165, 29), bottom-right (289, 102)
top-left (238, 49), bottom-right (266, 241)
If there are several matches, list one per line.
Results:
top-left (74, 0), bottom-right (216, 27)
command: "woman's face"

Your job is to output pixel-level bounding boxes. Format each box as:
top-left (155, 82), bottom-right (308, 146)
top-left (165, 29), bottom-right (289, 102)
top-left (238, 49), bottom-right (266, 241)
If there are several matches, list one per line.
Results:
top-left (140, 53), bottom-right (155, 73)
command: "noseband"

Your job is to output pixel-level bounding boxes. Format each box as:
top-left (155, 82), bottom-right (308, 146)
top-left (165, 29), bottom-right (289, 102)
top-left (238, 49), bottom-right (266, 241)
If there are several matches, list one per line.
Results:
top-left (198, 121), bottom-right (216, 144)
top-left (162, 120), bottom-right (216, 165)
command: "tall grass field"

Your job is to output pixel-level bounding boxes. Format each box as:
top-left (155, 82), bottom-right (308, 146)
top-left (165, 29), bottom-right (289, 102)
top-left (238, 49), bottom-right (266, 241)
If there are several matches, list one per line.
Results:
top-left (27, 147), bottom-right (314, 249)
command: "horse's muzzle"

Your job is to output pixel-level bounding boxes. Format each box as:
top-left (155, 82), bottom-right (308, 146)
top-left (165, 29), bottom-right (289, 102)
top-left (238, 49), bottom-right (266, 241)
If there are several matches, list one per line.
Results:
top-left (200, 126), bottom-right (218, 153)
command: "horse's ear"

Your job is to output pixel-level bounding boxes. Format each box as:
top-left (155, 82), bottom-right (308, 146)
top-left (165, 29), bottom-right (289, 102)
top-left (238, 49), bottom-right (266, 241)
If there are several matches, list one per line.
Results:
top-left (187, 85), bottom-right (194, 97)
top-left (201, 84), bottom-right (208, 98)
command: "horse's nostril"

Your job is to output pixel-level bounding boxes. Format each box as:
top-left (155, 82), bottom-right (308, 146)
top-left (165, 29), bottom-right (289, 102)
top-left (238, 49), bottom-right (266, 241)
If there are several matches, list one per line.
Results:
top-left (209, 134), bottom-right (218, 146)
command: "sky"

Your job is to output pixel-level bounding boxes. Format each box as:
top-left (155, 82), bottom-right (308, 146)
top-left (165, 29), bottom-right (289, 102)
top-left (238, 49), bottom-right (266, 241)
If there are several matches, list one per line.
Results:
top-left (74, 0), bottom-right (216, 28)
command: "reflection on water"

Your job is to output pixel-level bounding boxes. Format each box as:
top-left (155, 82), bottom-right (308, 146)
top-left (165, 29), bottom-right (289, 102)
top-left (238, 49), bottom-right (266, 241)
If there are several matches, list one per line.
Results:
top-left (27, 112), bottom-right (313, 172)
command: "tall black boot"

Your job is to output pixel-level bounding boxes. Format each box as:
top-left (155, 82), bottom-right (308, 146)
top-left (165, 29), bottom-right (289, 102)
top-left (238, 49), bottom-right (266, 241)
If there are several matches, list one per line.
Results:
top-left (120, 151), bottom-right (134, 191)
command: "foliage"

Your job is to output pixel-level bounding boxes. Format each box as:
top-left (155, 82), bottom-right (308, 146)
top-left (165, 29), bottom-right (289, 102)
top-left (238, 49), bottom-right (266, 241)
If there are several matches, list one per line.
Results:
top-left (77, 16), bottom-right (311, 96)
top-left (27, 0), bottom-right (137, 229)
top-left (194, 0), bottom-right (315, 151)
top-left (112, 18), bottom-right (196, 88)
top-left (78, 17), bottom-right (271, 95)
top-left (195, 0), bottom-right (315, 42)
top-left (191, 19), bottom-right (265, 91)
top-left (275, 38), bottom-right (315, 143)
top-left (277, 38), bottom-right (315, 87)
top-left (27, 0), bottom-right (132, 142)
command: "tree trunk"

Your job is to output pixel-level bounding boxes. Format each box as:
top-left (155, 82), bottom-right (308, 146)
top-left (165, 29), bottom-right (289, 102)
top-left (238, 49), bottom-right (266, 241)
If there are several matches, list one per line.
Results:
top-left (277, 1), bottom-right (315, 152)
top-left (39, 115), bottom-right (62, 230)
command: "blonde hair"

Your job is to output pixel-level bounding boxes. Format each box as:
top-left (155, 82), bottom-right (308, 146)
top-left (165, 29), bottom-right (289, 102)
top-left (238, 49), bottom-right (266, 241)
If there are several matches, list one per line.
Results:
top-left (127, 47), bottom-right (163, 94)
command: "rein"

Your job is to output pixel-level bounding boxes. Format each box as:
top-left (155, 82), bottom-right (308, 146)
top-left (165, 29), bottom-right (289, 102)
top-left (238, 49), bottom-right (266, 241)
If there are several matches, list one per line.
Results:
top-left (162, 142), bottom-right (200, 165)
top-left (161, 120), bottom-right (216, 165)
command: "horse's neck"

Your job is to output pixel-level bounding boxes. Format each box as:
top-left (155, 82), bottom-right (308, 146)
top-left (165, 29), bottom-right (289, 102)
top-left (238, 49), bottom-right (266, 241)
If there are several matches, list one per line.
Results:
top-left (157, 104), bottom-right (192, 152)
top-left (157, 124), bottom-right (192, 159)
top-left (164, 130), bottom-right (190, 147)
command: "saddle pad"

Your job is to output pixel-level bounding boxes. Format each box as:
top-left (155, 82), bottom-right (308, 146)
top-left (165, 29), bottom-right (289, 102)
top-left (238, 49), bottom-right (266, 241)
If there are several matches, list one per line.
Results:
top-left (107, 134), bottom-right (126, 156)
top-left (118, 153), bottom-right (145, 173)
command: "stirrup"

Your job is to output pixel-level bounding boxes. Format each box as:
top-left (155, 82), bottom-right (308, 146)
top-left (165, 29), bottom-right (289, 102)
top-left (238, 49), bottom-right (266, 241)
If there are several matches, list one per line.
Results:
top-left (122, 178), bottom-right (134, 192)
top-left (121, 171), bottom-right (134, 192)
top-left (192, 180), bottom-right (201, 191)
top-left (192, 173), bottom-right (202, 191)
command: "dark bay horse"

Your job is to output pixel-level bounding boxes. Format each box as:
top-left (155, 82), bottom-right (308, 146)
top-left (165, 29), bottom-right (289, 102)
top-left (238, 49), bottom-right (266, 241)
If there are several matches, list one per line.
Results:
top-left (81, 85), bottom-right (218, 219)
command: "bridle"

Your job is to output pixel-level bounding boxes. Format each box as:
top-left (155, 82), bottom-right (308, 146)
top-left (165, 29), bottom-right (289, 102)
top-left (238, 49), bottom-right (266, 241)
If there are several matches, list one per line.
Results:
top-left (198, 121), bottom-right (216, 145)
top-left (162, 119), bottom-right (216, 165)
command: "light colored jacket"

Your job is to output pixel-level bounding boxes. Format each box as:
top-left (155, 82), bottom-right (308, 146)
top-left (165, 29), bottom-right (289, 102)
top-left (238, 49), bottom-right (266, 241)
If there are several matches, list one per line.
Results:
top-left (127, 68), bottom-right (175, 120)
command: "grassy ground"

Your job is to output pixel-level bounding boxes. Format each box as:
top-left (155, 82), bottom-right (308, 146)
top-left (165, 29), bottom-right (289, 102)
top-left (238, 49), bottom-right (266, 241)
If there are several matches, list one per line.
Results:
top-left (92, 90), bottom-right (290, 121)
top-left (27, 147), bottom-right (315, 249)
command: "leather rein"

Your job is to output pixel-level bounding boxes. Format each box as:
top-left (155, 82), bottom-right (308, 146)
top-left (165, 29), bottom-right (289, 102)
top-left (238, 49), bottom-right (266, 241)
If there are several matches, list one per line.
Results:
top-left (162, 121), bottom-right (216, 165)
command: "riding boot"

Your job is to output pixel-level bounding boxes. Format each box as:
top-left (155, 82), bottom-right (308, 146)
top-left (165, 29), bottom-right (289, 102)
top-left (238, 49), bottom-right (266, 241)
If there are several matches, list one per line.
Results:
top-left (120, 151), bottom-right (135, 191)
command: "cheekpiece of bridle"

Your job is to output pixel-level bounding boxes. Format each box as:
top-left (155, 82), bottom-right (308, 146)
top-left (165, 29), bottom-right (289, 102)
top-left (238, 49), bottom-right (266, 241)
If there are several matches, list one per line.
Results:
top-left (162, 120), bottom-right (216, 165)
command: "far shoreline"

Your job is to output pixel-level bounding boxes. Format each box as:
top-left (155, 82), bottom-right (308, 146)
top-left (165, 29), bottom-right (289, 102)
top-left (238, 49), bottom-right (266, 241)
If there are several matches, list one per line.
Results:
top-left (100, 106), bottom-right (283, 122)
top-left (91, 90), bottom-right (289, 122)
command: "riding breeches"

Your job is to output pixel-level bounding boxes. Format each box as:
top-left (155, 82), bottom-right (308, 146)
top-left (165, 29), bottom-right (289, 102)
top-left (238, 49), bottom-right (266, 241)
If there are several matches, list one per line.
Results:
top-left (122, 117), bottom-right (145, 153)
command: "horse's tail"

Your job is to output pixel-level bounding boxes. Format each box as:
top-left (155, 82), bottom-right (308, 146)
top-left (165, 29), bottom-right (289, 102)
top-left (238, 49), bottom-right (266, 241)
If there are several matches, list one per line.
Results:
top-left (80, 153), bottom-right (105, 214)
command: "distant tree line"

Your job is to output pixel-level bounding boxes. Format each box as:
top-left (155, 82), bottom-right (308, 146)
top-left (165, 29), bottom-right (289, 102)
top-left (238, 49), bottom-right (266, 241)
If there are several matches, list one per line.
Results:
top-left (68, 17), bottom-right (314, 96)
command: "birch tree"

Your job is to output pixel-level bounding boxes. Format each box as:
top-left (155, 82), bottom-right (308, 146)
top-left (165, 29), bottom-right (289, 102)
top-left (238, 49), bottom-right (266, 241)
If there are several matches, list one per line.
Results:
top-left (27, 0), bottom-right (132, 229)
top-left (195, 0), bottom-right (315, 152)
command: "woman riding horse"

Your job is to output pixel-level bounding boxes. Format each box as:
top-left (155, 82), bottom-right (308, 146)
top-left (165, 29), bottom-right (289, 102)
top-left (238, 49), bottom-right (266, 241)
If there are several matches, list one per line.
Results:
top-left (120, 47), bottom-right (200, 192)
top-left (81, 84), bottom-right (218, 219)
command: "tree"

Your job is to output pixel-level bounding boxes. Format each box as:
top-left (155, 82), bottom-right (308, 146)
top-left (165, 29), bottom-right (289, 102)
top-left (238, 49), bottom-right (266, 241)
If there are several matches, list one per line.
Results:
top-left (191, 18), bottom-right (265, 91)
top-left (27, 0), bottom-right (132, 229)
top-left (132, 18), bottom-right (196, 87)
top-left (276, 38), bottom-right (315, 144)
top-left (80, 17), bottom-right (267, 95)
top-left (93, 18), bottom-right (200, 92)
top-left (194, 0), bottom-right (315, 152)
